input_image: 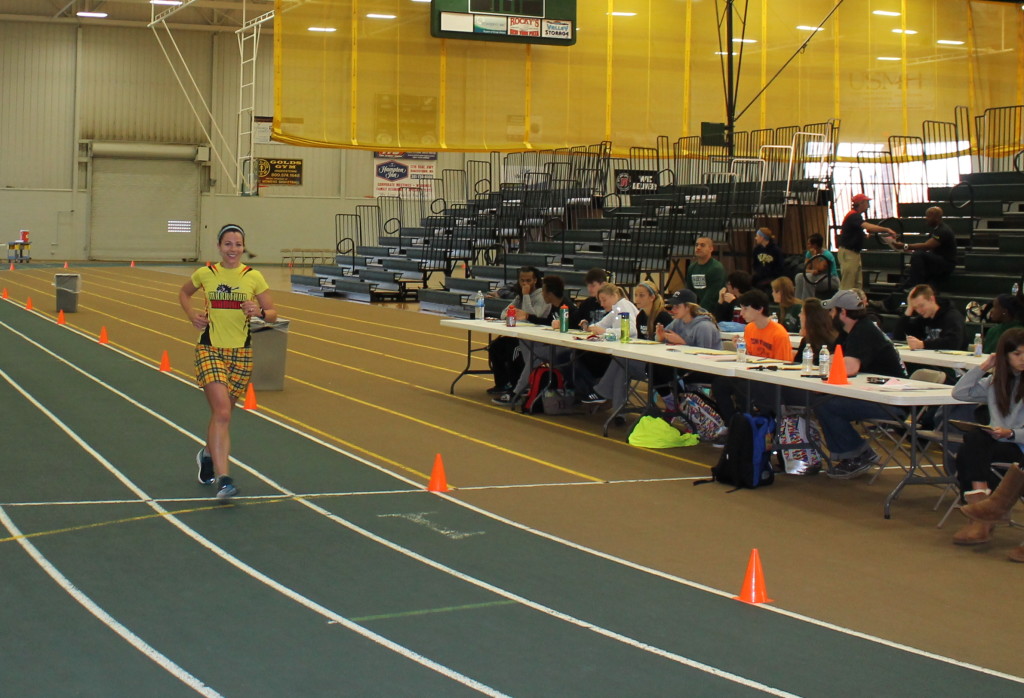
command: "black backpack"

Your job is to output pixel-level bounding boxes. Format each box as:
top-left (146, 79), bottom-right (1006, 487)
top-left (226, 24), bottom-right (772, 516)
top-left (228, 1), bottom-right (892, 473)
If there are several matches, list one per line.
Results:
top-left (695, 413), bottom-right (776, 491)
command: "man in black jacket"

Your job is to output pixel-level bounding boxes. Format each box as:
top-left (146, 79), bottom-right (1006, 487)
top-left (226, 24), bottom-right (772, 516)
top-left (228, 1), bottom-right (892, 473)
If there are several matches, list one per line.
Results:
top-left (885, 206), bottom-right (958, 290)
top-left (892, 284), bottom-right (965, 351)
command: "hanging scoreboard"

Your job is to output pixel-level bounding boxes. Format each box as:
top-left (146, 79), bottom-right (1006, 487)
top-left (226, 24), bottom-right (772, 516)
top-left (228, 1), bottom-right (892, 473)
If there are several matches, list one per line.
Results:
top-left (431, 0), bottom-right (576, 46)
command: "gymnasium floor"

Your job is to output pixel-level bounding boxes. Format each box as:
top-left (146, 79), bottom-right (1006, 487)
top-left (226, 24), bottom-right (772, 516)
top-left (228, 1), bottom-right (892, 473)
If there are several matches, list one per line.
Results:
top-left (1, 262), bottom-right (1022, 696)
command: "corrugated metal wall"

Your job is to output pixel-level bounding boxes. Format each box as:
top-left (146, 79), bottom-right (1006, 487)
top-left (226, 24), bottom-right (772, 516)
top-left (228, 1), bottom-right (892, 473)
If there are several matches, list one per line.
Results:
top-left (0, 22), bottom-right (76, 189)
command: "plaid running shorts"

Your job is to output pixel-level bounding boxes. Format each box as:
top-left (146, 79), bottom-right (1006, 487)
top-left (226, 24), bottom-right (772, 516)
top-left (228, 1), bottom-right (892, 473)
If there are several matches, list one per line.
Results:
top-left (194, 344), bottom-right (253, 400)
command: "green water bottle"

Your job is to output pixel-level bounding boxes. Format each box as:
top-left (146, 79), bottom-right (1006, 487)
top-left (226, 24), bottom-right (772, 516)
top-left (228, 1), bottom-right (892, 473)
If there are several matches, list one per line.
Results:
top-left (559, 305), bottom-right (569, 333)
top-left (619, 312), bottom-right (630, 343)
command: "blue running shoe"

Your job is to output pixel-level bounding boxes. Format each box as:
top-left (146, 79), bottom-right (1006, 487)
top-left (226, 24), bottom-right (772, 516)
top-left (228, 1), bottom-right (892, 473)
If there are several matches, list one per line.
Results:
top-left (216, 476), bottom-right (238, 501)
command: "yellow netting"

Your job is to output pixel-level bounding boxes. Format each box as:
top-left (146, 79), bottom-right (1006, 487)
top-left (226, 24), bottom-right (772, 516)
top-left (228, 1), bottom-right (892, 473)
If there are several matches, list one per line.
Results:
top-left (273, 1), bottom-right (1024, 153)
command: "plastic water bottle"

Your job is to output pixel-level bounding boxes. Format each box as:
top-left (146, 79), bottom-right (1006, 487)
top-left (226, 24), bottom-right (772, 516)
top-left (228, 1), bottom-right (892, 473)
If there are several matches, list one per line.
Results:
top-left (770, 311), bottom-right (779, 323)
top-left (802, 344), bottom-right (814, 375)
top-left (1013, 282), bottom-right (1020, 296)
top-left (735, 336), bottom-right (747, 363)
top-left (558, 305), bottom-right (569, 333)
top-left (473, 290), bottom-right (485, 320)
top-left (819, 345), bottom-right (831, 378)
top-left (619, 312), bottom-right (631, 343)
top-left (505, 304), bottom-right (516, 327)
top-left (973, 332), bottom-right (983, 356)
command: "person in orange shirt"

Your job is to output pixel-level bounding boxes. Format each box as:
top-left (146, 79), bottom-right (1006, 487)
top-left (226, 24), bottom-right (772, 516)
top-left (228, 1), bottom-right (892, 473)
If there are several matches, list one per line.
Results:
top-left (712, 290), bottom-right (793, 424)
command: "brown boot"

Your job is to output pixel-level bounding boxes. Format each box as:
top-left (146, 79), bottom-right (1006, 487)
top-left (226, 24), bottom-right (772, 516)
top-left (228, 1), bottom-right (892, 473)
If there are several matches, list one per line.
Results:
top-left (953, 491), bottom-right (996, 545)
top-left (1008, 544), bottom-right (1024, 563)
top-left (961, 464), bottom-right (1024, 524)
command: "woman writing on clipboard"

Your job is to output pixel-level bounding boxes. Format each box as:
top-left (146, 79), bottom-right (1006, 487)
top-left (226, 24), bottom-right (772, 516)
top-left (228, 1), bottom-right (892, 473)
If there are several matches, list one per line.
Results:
top-left (949, 328), bottom-right (1024, 558)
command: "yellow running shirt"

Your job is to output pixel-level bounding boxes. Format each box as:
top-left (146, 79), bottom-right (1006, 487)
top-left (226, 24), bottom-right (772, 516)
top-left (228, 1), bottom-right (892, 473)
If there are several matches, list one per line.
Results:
top-left (190, 263), bottom-right (269, 348)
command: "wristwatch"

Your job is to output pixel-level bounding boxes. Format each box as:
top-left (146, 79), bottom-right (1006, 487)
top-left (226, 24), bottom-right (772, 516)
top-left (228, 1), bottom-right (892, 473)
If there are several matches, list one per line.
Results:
top-left (902, 244), bottom-right (909, 251)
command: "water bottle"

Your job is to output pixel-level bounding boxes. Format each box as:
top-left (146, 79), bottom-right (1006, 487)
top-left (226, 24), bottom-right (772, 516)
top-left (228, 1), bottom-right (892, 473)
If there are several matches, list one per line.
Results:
top-left (819, 345), bottom-right (831, 378)
top-left (770, 311), bottom-right (779, 323)
top-left (619, 312), bottom-right (630, 343)
top-left (473, 290), bottom-right (485, 320)
top-left (1013, 282), bottom-right (1020, 296)
top-left (558, 305), bottom-right (569, 333)
top-left (802, 344), bottom-right (814, 375)
top-left (505, 304), bottom-right (516, 327)
top-left (735, 336), bottom-right (747, 363)
top-left (973, 332), bottom-right (983, 356)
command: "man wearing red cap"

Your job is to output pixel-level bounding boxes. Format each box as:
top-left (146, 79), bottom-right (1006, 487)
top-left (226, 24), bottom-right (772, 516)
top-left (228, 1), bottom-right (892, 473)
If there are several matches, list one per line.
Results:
top-left (837, 194), bottom-right (897, 291)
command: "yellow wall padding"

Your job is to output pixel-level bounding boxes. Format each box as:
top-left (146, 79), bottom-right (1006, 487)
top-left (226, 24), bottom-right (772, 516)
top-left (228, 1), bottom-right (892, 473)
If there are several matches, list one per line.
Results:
top-left (274, 1), bottom-right (1024, 153)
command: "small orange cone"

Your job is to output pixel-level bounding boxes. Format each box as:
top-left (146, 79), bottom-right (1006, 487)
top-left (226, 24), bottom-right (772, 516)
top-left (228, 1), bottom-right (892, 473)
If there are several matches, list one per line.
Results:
top-left (159, 350), bottom-right (171, 372)
top-left (130, 260), bottom-right (136, 268)
top-left (243, 383), bottom-right (258, 410)
top-left (733, 548), bottom-right (773, 604)
top-left (63, 261), bottom-right (69, 269)
top-left (25, 297), bottom-right (33, 311)
top-left (57, 309), bottom-right (66, 325)
top-left (8, 263), bottom-right (13, 271)
top-left (98, 326), bottom-right (109, 344)
top-left (427, 453), bottom-right (449, 492)
top-left (1, 288), bottom-right (7, 299)
top-left (826, 344), bottom-right (850, 385)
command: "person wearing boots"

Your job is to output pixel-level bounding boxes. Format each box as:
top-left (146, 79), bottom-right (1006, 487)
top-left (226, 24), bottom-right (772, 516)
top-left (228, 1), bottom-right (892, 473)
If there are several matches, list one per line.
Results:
top-left (950, 327), bottom-right (1024, 559)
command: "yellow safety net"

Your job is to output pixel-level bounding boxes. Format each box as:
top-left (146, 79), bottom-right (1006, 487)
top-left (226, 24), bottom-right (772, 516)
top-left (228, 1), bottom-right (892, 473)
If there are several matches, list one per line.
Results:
top-left (273, 0), bottom-right (1024, 153)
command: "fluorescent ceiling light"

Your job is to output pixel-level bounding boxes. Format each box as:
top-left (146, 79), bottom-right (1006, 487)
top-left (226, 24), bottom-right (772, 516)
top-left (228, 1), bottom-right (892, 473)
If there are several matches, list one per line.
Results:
top-left (892, 29), bottom-right (917, 35)
top-left (308, 27), bottom-right (336, 32)
top-left (150, 1), bottom-right (182, 6)
top-left (609, 12), bottom-right (637, 17)
top-left (410, 0), bottom-right (431, 2)
top-left (733, 38), bottom-right (757, 43)
top-left (873, 10), bottom-right (901, 17)
top-left (796, 26), bottom-right (824, 32)
top-left (76, 11), bottom-right (108, 17)
top-left (876, 56), bottom-right (901, 61)
top-left (366, 14), bottom-right (396, 19)
top-left (937, 39), bottom-right (965, 45)
top-left (715, 52), bottom-right (739, 56)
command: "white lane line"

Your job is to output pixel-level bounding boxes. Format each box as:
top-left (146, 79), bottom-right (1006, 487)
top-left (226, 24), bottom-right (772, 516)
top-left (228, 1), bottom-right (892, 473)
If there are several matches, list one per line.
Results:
top-left (0, 364), bottom-right (507, 698)
top-left (0, 506), bottom-right (222, 697)
top-left (1, 321), bottom-right (801, 696)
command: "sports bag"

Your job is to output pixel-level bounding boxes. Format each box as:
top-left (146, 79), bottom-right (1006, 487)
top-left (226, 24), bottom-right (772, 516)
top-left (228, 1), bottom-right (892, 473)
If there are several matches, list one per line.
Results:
top-left (677, 390), bottom-right (727, 441)
top-left (775, 414), bottom-right (827, 475)
top-left (695, 413), bottom-right (776, 491)
top-left (522, 365), bottom-right (573, 414)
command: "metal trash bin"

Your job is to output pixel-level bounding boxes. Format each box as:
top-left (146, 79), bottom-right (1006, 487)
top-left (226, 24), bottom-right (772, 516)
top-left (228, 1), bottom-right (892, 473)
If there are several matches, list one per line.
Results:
top-left (249, 318), bottom-right (289, 391)
top-left (55, 273), bottom-right (81, 313)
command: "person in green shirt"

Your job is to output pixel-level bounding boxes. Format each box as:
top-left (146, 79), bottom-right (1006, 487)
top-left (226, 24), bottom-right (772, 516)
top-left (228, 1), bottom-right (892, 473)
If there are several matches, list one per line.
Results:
top-left (983, 294), bottom-right (1024, 353)
top-left (686, 236), bottom-right (726, 312)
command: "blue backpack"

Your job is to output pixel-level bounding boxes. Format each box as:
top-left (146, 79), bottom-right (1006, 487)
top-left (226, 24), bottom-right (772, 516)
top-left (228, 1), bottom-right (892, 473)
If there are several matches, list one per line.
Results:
top-left (696, 413), bottom-right (776, 491)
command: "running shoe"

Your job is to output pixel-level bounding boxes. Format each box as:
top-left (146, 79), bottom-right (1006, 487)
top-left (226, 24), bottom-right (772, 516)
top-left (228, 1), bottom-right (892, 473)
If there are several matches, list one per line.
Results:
top-left (827, 449), bottom-right (879, 480)
top-left (196, 448), bottom-right (215, 486)
top-left (216, 476), bottom-right (238, 501)
top-left (491, 392), bottom-right (515, 405)
top-left (581, 392), bottom-right (607, 404)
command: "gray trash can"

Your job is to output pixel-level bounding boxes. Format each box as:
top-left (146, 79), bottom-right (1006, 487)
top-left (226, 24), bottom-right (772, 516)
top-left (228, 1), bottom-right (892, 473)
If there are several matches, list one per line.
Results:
top-left (55, 273), bottom-right (81, 313)
top-left (249, 318), bottom-right (289, 391)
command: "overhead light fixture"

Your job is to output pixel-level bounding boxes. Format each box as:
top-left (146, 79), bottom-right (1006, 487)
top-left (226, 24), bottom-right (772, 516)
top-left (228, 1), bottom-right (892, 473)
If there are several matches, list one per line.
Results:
top-left (308, 27), bottom-right (337, 32)
top-left (609, 12), bottom-right (637, 17)
top-left (796, 26), bottom-right (824, 32)
top-left (873, 10), bottom-right (901, 17)
top-left (876, 56), bottom-right (901, 61)
top-left (733, 38), bottom-right (757, 43)
top-left (937, 39), bottom-right (965, 45)
top-left (366, 13), bottom-right (396, 19)
top-left (76, 11), bottom-right (108, 17)
top-left (892, 29), bottom-right (918, 35)
top-left (715, 52), bottom-right (739, 56)
top-left (410, 0), bottom-right (431, 3)
top-left (150, 1), bottom-right (183, 6)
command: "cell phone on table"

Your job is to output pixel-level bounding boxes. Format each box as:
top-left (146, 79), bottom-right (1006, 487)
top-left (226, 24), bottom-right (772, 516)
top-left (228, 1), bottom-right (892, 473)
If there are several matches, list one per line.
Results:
top-left (866, 377), bottom-right (887, 384)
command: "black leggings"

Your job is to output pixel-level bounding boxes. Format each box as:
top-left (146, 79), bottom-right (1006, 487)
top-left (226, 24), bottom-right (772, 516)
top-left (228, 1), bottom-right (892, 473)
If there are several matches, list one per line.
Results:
top-left (954, 428), bottom-right (1024, 493)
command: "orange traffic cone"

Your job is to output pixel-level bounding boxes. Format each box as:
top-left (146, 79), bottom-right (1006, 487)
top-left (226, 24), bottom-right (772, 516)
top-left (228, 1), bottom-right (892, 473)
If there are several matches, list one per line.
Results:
top-left (63, 261), bottom-right (69, 269)
top-left (733, 548), bottom-right (773, 604)
top-left (427, 453), bottom-right (449, 492)
top-left (8, 263), bottom-right (14, 271)
top-left (130, 260), bottom-right (136, 268)
top-left (243, 383), bottom-right (258, 410)
top-left (158, 350), bottom-right (171, 372)
top-left (57, 309), bottom-right (66, 325)
top-left (25, 297), bottom-right (33, 311)
top-left (98, 326), bottom-right (109, 344)
top-left (1, 288), bottom-right (7, 299)
top-left (826, 344), bottom-right (850, 385)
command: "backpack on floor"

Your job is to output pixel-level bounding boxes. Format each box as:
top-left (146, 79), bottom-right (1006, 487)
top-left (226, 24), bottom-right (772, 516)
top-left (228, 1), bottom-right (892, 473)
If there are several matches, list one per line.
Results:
top-left (696, 413), bottom-right (776, 491)
top-left (676, 390), bottom-right (727, 441)
top-left (522, 365), bottom-right (573, 415)
top-left (775, 413), bottom-right (828, 475)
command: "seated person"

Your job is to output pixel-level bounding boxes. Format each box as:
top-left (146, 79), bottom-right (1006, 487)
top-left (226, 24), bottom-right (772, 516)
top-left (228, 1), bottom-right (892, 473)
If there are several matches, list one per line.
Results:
top-left (813, 290), bottom-right (909, 479)
top-left (588, 282), bottom-right (673, 410)
top-left (983, 293), bottom-right (1024, 354)
top-left (686, 237), bottom-right (726, 312)
top-left (770, 276), bottom-right (803, 333)
top-left (884, 206), bottom-right (957, 290)
top-left (714, 270), bottom-right (753, 330)
top-left (948, 328), bottom-right (1024, 558)
top-left (495, 275), bottom-right (580, 405)
top-left (486, 266), bottom-right (549, 394)
top-left (794, 298), bottom-right (839, 367)
top-left (576, 283), bottom-right (639, 401)
top-left (751, 228), bottom-right (785, 293)
top-left (892, 284), bottom-right (965, 351)
top-left (657, 288), bottom-right (723, 390)
top-left (576, 267), bottom-right (609, 329)
top-left (711, 289), bottom-right (793, 422)
top-left (795, 233), bottom-right (839, 300)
